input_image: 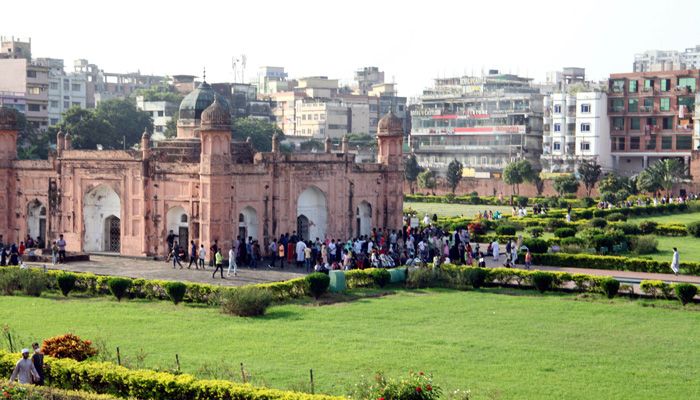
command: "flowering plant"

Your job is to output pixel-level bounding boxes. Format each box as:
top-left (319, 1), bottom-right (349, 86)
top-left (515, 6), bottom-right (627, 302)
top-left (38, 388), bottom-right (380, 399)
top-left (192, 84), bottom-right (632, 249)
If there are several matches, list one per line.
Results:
top-left (349, 371), bottom-right (441, 400)
top-left (1, 383), bottom-right (28, 400)
top-left (41, 333), bottom-right (97, 361)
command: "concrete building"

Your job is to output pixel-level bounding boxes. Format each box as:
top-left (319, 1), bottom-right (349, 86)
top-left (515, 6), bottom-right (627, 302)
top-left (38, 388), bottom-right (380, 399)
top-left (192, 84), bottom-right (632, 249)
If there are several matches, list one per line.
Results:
top-left (0, 36), bottom-right (31, 60)
top-left (0, 83), bottom-right (404, 256)
top-left (633, 46), bottom-right (700, 73)
top-left (0, 91), bottom-right (25, 113)
top-left (74, 59), bottom-right (166, 106)
top-left (257, 66), bottom-right (289, 95)
top-left (211, 82), bottom-right (273, 121)
top-left (135, 96), bottom-right (177, 140)
top-left (0, 58), bottom-right (49, 130)
top-left (608, 69), bottom-right (699, 175)
top-left (354, 66), bottom-right (385, 95)
top-left (409, 70), bottom-right (543, 176)
top-left (36, 58), bottom-right (87, 126)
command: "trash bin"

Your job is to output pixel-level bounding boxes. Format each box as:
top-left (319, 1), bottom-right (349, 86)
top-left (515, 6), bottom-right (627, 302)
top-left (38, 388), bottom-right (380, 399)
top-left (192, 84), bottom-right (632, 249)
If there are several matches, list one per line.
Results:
top-left (329, 270), bottom-right (346, 292)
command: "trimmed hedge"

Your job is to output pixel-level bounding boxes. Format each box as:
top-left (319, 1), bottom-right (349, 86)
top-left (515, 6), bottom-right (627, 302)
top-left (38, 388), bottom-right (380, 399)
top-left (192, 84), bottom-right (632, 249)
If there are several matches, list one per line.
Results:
top-left (0, 350), bottom-right (342, 400)
top-left (5, 384), bottom-right (122, 400)
top-left (531, 253), bottom-right (700, 275)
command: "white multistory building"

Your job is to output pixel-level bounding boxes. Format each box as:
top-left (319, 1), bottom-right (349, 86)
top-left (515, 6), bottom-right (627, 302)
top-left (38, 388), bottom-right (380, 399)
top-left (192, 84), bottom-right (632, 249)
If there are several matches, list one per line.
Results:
top-left (35, 58), bottom-right (86, 126)
top-left (135, 96), bottom-right (177, 140)
top-left (633, 45), bottom-right (700, 72)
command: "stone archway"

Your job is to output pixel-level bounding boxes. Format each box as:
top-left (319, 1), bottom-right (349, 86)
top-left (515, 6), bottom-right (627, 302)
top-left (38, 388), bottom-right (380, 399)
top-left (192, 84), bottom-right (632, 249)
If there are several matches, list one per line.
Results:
top-left (239, 206), bottom-right (259, 242)
top-left (83, 184), bottom-right (121, 252)
top-left (357, 201), bottom-right (372, 237)
top-left (166, 206), bottom-right (189, 248)
top-left (296, 186), bottom-right (327, 241)
top-left (27, 199), bottom-right (47, 246)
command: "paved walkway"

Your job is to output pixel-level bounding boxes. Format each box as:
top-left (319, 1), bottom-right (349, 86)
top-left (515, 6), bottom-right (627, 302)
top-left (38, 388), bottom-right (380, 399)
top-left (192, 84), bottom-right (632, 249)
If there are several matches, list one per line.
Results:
top-left (27, 255), bottom-right (306, 287)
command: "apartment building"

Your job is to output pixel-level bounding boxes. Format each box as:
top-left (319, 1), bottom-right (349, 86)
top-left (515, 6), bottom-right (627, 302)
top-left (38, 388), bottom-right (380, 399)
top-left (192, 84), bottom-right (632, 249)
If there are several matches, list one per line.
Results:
top-left (135, 96), bottom-right (177, 140)
top-left (0, 58), bottom-right (49, 130)
top-left (409, 70), bottom-right (543, 176)
top-left (633, 45), bottom-right (700, 72)
top-left (608, 69), bottom-right (699, 175)
top-left (35, 58), bottom-right (87, 126)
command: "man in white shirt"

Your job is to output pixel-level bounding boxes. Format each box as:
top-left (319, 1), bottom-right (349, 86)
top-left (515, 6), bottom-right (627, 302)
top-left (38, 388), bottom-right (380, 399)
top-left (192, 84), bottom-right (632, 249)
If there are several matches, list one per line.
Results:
top-left (227, 246), bottom-right (237, 277)
top-left (10, 348), bottom-right (39, 384)
top-left (295, 240), bottom-right (307, 268)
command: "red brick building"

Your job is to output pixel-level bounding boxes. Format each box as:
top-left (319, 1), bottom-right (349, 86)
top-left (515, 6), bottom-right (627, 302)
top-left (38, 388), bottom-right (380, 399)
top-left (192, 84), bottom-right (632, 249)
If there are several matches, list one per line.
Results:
top-left (608, 69), bottom-right (698, 175)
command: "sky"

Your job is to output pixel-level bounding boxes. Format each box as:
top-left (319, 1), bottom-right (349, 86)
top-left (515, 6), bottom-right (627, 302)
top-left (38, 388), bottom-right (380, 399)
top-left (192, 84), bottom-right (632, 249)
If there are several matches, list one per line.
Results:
top-left (3, 0), bottom-right (700, 98)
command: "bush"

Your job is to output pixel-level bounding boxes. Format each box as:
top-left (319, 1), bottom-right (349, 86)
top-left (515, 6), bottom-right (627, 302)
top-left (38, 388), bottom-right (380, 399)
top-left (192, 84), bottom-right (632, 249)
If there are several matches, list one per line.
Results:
top-left (687, 221), bottom-right (700, 238)
top-left (306, 272), bottom-right (330, 299)
top-left (516, 196), bottom-right (528, 207)
top-left (639, 220), bottom-right (658, 234)
top-left (9, 385), bottom-right (123, 400)
top-left (57, 272), bottom-right (77, 297)
top-left (164, 281), bottom-right (187, 305)
top-left (674, 283), bottom-right (698, 306)
top-left (640, 280), bottom-right (673, 298)
top-left (407, 267), bottom-right (437, 289)
top-left (546, 219), bottom-right (568, 231)
top-left (560, 236), bottom-right (584, 247)
top-left (605, 212), bottom-right (626, 222)
top-left (371, 269), bottom-right (391, 288)
top-left (554, 227), bottom-right (577, 238)
top-left (465, 268), bottom-right (488, 289)
top-left (576, 209), bottom-right (593, 219)
top-left (0, 268), bottom-right (21, 295)
top-left (631, 235), bottom-right (658, 255)
top-left (527, 227), bottom-right (544, 238)
top-left (221, 286), bottom-right (272, 317)
top-left (495, 224), bottom-right (517, 236)
top-left (530, 271), bottom-right (554, 293)
top-left (349, 371), bottom-right (442, 400)
top-left (522, 238), bottom-right (548, 254)
top-left (42, 333), bottom-right (97, 361)
top-left (614, 222), bottom-right (641, 235)
top-left (589, 218), bottom-right (608, 228)
top-left (593, 209), bottom-right (607, 218)
top-left (600, 278), bottom-right (620, 299)
top-left (107, 277), bottom-right (132, 302)
top-left (19, 269), bottom-right (47, 297)
top-left (654, 224), bottom-right (687, 236)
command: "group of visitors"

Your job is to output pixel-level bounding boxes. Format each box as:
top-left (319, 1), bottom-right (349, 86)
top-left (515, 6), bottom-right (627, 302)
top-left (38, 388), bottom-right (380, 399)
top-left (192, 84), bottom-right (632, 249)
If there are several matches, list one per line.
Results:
top-left (8, 343), bottom-right (45, 385)
top-left (0, 234), bottom-right (66, 266)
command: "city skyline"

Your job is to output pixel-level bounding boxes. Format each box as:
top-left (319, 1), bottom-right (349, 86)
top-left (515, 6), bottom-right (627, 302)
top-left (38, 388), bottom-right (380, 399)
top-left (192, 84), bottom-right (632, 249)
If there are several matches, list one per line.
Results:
top-left (3, 0), bottom-right (700, 97)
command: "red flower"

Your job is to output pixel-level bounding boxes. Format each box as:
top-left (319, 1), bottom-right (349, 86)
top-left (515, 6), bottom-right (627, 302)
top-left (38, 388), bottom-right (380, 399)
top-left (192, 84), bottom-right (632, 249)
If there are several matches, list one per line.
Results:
top-left (416, 387), bottom-right (422, 392)
top-left (378, 397), bottom-right (385, 400)
top-left (426, 385), bottom-right (432, 391)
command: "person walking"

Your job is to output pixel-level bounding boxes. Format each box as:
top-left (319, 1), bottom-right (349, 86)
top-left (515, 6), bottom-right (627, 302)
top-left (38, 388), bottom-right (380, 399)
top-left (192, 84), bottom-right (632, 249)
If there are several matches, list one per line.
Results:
top-left (166, 230), bottom-right (177, 262)
top-left (491, 239), bottom-right (500, 262)
top-left (31, 342), bottom-right (44, 386)
top-left (304, 243), bottom-right (313, 272)
top-left (524, 249), bottom-right (532, 270)
top-left (212, 249), bottom-right (224, 279)
top-left (198, 244), bottom-right (206, 270)
top-left (251, 240), bottom-right (260, 269)
top-left (209, 240), bottom-right (219, 268)
top-left (51, 241), bottom-right (59, 266)
top-left (295, 240), bottom-right (307, 269)
top-left (670, 247), bottom-right (680, 275)
top-left (227, 245), bottom-right (237, 277)
top-left (56, 234), bottom-right (67, 263)
top-left (171, 242), bottom-right (184, 269)
top-left (187, 241), bottom-right (197, 269)
top-left (278, 241), bottom-right (286, 269)
top-left (9, 348), bottom-right (40, 384)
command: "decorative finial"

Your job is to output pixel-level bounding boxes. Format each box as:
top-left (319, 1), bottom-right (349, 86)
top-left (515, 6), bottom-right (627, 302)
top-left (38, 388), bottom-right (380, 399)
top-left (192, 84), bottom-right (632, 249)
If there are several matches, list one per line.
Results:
top-left (203, 67), bottom-right (207, 83)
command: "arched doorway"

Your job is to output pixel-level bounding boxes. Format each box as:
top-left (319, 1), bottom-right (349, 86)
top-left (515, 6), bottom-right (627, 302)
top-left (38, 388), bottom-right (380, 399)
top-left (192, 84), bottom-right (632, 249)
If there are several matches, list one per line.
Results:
top-left (239, 207), bottom-right (258, 242)
top-left (296, 186), bottom-right (327, 241)
top-left (104, 215), bottom-right (121, 252)
top-left (83, 185), bottom-right (121, 252)
top-left (357, 201), bottom-right (372, 237)
top-left (27, 200), bottom-right (47, 246)
top-left (166, 206), bottom-right (189, 248)
top-left (297, 215), bottom-right (309, 241)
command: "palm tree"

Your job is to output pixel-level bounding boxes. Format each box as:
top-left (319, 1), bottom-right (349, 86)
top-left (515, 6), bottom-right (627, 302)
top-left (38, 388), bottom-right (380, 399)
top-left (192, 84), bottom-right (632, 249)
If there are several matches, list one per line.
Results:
top-left (645, 158), bottom-right (687, 196)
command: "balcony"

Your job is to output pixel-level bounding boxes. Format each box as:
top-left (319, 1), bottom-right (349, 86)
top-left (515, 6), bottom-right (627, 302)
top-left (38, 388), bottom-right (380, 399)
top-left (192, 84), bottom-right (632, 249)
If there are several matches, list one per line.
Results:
top-left (674, 86), bottom-right (693, 95)
top-left (609, 107), bottom-right (626, 114)
top-left (640, 87), bottom-right (656, 96)
top-left (638, 106), bottom-right (652, 113)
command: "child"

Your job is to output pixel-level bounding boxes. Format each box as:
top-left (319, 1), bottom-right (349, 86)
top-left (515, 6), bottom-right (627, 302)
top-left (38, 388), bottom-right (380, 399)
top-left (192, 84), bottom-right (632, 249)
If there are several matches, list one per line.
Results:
top-left (478, 252), bottom-right (486, 268)
top-left (525, 249), bottom-right (532, 270)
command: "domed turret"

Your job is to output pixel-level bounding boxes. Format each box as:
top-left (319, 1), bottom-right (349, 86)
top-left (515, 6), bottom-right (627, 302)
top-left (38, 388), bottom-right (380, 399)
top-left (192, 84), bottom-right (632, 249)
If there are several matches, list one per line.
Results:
top-left (201, 97), bottom-right (231, 130)
top-left (176, 81), bottom-right (230, 138)
top-left (0, 107), bottom-right (18, 130)
top-left (377, 111), bottom-right (403, 136)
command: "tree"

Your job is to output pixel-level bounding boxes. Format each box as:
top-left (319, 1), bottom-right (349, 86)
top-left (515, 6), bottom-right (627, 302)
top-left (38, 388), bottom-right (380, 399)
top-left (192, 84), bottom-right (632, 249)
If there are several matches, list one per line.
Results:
top-left (445, 159), bottom-right (463, 194)
top-left (417, 169), bottom-right (437, 191)
top-left (502, 160), bottom-right (535, 195)
top-left (404, 154), bottom-right (423, 194)
top-left (163, 115), bottom-right (178, 139)
top-left (636, 169), bottom-right (662, 195)
top-left (3, 108), bottom-right (51, 160)
top-left (55, 100), bottom-right (153, 150)
top-left (131, 84), bottom-right (184, 104)
top-left (231, 117), bottom-right (283, 152)
top-left (553, 174), bottom-right (580, 197)
top-left (577, 160), bottom-right (602, 197)
top-left (598, 173), bottom-right (638, 202)
top-left (531, 174), bottom-right (545, 196)
top-left (643, 158), bottom-right (687, 195)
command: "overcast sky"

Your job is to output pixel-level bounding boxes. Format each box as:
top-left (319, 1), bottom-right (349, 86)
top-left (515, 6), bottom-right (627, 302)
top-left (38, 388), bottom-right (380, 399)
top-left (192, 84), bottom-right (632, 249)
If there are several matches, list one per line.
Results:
top-left (4, 0), bottom-right (700, 97)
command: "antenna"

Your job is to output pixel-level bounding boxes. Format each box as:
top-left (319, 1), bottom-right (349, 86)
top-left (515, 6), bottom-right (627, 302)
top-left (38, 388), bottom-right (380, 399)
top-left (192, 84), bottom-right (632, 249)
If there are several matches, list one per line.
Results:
top-left (241, 54), bottom-right (247, 83)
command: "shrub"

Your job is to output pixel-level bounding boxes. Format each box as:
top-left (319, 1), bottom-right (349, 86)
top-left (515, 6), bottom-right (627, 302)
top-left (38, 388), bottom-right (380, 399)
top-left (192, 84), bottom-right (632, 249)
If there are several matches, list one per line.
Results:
top-left (465, 268), bottom-right (488, 289)
top-left (407, 267), bottom-right (437, 289)
top-left (57, 273), bottom-right (77, 297)
top-left (306, 272), bottom-right (330, 299)
top-left (640, 280), bottom-right (673, 298)
top-left (674, 283), bottom-right (698, 306)
top-left (546, 219), bottom-right (568, 231)
top-left (0, 268), bottom-right (21, 295)
top-left (522, 238), bottom-right (548, 254)
top-left (554, 227), bottom-right (577, 238)
top-left (42, 333), bottom-right (97, 361)
top-left (589, 218), bottom-right (607, 228)
top-left (107, 277), bottom-right (132, 302)
top-left (654, 224), bottom-right (687, 236)
top-left (495, 224), bottom-right (517, 235)
top-left (560, 236), bottom-right (584, 247)
top-left (600, 278), bottom-right (620, 299)
top-left (19, 269), bottom-right (47, 297)
top-left (614, 222), bottom-right (641, 235)
top-left (221, 286), bottom-right (272, 317)
top-left (530, 271), bottom-right (554, 293)
top-left (527, 227), bottom-right (544, 238)
top-left (687, 221), bottom-right (700, 238)
top-left (593, 209), bottom-right (607, 218)
top-left (639, 220), bottom-right (658, 234)
top-left (349, 371), bottom-right (442, 400)
top-left (605, 212), bottom-right (626, 222)
top-left (516, 196), bottom-right (528, 207)
top-left (164, 281), bottom-right (187, 305)
top-left (371, 269), bottom-right (391, 288)
top-left (631, 235), bottom-right (658, 255)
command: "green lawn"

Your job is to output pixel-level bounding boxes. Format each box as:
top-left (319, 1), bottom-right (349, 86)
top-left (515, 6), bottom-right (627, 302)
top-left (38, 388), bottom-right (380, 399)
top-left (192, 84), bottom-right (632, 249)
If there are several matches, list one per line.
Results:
top-left (2, 291), bottom-right (699, 399)
top-left (405, 202), bottom-right (513, 218)
top-left (627, 211), bottom-right (700, 225)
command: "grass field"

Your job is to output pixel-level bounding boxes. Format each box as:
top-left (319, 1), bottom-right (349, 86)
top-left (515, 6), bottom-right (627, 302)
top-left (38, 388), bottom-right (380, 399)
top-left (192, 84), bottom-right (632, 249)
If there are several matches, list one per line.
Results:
top-left (2, 290), bottom-right (699, 399)
top-left (628, 211), bottom-right (700, 225)
top-left (405, 202), bottom-right (513, 218)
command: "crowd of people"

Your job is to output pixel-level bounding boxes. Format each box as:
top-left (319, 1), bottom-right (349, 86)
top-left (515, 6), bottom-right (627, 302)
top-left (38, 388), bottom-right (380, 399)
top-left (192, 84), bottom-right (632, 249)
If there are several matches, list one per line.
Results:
top-left (0, 234), bottom-right (67, 267)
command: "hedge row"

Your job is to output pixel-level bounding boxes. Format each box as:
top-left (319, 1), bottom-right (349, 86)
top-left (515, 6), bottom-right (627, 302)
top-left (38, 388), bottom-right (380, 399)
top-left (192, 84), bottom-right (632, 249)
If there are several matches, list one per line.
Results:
top-left (531, 253), bottom-right (700, 275)
top-left (3, 384), bottom-right (122, 400)
top-left (0, 351), bottom-right (341, 400)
